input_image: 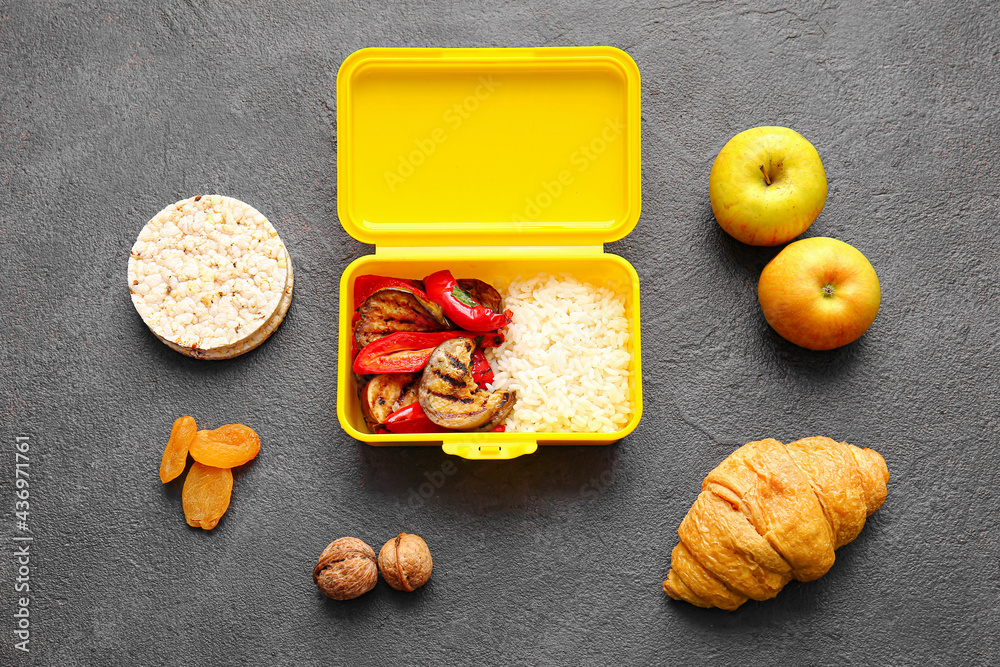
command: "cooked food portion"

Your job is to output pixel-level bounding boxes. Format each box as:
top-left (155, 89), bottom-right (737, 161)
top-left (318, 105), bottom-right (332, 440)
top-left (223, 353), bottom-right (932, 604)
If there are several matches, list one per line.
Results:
top-left (662, 436), bottom-right (889, 611)
top-left (353, 275), bottom-right (425, 309)
top-left (353, 330), bottom-right (502, 375)
top-left (424, 270), bottom-right (511, 331)
top-left (486, 274), bottom-right (632, 433)
top-left (128, 194), bottom-right (293, 360)
top-left (351, 273), bottom-right (510, 435)
top-left (351, 271), bottom-right (636, 435)
top-left (418, 337), bottom-right (515, 431)
top-left (456, 278), bottom-right (504, 314)
top-left (353, 287), bottom-right (448, 350)
top-left (360, 372), bottom-right (421, 428)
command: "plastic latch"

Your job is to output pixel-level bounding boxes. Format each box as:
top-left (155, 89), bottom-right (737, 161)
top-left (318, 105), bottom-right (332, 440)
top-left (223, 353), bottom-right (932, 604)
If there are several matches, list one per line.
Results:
top-left (442, 442), bottom-right (539, 460)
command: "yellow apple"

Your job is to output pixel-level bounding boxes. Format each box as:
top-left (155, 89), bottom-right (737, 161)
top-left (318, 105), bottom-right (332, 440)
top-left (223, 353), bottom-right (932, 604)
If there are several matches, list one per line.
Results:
top-left (758, 237), bottom-right (880, 350)
top-left (710, 126), bottom-right (828, 246)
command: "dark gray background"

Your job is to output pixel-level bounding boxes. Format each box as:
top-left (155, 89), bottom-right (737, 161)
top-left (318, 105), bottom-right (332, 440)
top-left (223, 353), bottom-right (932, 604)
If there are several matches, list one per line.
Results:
top-left (1, 1), bottom-right (998, 665)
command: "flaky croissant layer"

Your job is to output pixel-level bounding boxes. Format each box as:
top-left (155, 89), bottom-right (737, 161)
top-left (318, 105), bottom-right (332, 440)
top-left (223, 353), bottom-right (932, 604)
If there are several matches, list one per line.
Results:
top-left (663, 436), bottom-right (889, 611)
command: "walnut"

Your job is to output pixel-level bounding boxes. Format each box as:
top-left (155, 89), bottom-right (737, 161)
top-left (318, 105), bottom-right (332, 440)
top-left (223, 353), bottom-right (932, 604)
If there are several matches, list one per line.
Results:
top-left (313, 537), bottom-right (379, 600)
top-left (378, 533), bottom-right (433, 592)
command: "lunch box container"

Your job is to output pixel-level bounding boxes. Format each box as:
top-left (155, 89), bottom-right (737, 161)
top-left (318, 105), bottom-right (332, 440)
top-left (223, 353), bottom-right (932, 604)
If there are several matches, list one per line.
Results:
top-left (336, 46), bottom-right (643, 460)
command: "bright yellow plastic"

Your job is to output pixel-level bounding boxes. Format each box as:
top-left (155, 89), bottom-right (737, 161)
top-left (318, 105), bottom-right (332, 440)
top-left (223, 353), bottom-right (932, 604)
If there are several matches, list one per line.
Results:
top-left (336, 47), bottom-right (643, 460)
top-left (337, 47), bottom-right (641, 246)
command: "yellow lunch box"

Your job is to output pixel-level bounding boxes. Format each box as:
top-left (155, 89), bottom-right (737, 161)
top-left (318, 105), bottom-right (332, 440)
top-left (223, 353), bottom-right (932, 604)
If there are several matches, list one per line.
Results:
top-left (336, 46), bottom-right (643, 460)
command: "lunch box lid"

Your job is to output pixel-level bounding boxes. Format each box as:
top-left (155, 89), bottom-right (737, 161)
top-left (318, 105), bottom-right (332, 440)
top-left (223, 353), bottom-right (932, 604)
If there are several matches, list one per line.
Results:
top-left (336, 47), bottom-right (641, 248)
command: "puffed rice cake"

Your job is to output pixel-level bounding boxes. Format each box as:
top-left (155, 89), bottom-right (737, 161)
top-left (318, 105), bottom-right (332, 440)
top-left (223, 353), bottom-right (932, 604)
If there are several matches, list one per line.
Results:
top-left (128, 195), bottom-right (294, 360)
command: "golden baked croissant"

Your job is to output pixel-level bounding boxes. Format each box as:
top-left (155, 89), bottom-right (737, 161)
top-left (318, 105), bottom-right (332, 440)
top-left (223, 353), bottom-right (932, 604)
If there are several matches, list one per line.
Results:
top-left (662, 436), bottom-right (889, 610)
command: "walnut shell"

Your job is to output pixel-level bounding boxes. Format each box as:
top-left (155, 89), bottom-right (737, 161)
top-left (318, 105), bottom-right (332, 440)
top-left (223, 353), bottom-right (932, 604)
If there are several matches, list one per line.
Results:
top-left (313, 537), bottom-right (379, 600)
top-left (378, 532), bottom-right (433, 592)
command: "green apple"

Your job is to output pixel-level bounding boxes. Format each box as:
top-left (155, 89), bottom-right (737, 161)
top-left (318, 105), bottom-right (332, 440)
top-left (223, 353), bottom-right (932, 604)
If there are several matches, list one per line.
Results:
top-left (710, 126), bottom-right (828, 246)
top-left (757, 237), bottom-right (880, 350)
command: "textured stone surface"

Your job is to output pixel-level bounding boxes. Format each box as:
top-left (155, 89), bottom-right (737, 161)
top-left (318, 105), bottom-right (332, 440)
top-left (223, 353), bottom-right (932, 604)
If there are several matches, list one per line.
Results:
top-left (1, 1), bottom-right (998, 664)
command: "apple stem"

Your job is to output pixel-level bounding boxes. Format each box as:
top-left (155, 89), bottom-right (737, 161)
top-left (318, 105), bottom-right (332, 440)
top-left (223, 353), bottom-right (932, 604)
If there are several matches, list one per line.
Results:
top-left (759, 164), bottom-right (772, 186)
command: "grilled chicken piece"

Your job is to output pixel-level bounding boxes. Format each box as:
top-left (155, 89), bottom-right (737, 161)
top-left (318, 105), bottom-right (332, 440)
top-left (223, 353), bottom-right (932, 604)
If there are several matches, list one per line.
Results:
top-left (419, 337), bottom-right (515, 431)
top-left (360, 372), bottom-right (421, 428)
top-left (457, 279), bottom-right (504, 314)
top-left (354, 287), bottom-right (449, 350)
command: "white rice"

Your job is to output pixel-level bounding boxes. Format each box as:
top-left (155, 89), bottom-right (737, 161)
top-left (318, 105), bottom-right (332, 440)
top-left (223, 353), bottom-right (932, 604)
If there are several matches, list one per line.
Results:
top-left (485, 274), bottom-right (633, 433)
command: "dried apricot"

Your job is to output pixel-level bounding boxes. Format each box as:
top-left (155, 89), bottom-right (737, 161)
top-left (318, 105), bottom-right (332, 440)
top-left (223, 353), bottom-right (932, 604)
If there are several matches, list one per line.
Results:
top-left (188, 424), bottom-right (261, 468)
top-left (182, 462), bottom-right (233, 530)
top-left (160, 416), bottom-right (196, 483)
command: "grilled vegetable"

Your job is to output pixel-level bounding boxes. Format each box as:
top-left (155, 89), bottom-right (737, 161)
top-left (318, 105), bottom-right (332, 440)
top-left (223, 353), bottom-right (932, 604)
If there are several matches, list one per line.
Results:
top-left (354, 287), bottom-right (449, 350)
top-left (353, 275), bottom-right (424, 309)
top-left (353, 330), bottom-right (504, 375)
top-left (470, 348), bottom-right (494, 388)
top-left (359, 373), bottom-right (421, 428)
top-left (457, 278), bottom-right (504, 314)
top-left (382, 402), bottom-right (450, 434)
top-left (418, 337), bottom-right (515, 431)
top-left (424, 270), bottom-right (511, 332)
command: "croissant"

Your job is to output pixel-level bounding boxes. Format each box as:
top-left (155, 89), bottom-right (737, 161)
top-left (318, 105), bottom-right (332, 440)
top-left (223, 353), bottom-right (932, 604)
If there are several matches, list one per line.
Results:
top-left (662, 436), bottom-right (889, 610)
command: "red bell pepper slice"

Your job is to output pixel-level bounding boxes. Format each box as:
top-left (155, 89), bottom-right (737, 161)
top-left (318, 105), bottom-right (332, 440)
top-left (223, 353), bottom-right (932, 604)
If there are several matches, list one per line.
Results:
top-left (471, 348), bottom-right (494, 389)
top-left (353, 275), bottom-right (425, 309)
top-left (353, 330), bottom-right (504, 375)
top-left (423, 270), bottom-right (511, 332)
top-left (355, 347), bottom-right (436, 375)
top-left (383, 402), bottom-right (450, 434)
top-left (382, 402), bottom-right (507, 434)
